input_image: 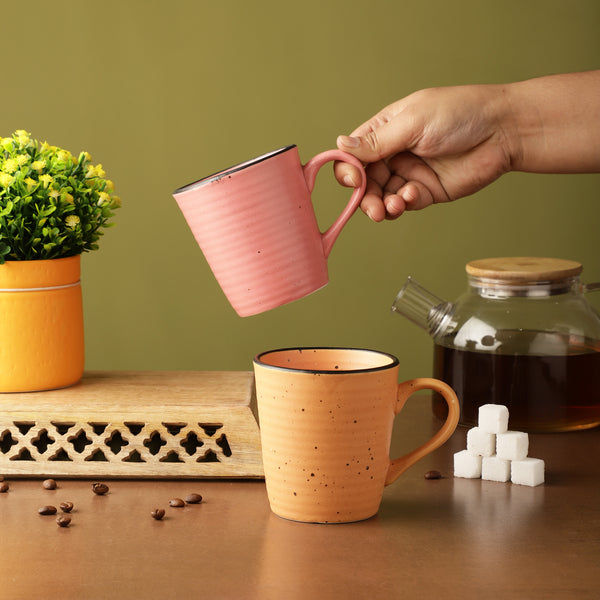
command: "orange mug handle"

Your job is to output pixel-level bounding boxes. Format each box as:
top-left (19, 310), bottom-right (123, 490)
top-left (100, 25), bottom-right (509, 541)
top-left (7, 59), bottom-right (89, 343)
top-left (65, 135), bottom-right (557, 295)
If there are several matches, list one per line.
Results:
top-left (385, 378), bottom-right (460, 486)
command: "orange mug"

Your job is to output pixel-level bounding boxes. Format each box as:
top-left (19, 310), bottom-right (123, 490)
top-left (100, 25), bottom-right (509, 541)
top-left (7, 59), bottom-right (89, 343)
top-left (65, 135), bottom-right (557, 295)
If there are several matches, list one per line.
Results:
top-left (253, 347), bottom-right (460, 523)
top-left (173, 145), bottom-right (366, 317)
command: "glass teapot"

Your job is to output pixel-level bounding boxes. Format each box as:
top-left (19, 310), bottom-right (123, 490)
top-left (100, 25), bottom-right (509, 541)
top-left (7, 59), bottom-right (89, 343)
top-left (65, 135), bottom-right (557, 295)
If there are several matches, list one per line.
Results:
top-left (391, 257), bottom-right (600, 432)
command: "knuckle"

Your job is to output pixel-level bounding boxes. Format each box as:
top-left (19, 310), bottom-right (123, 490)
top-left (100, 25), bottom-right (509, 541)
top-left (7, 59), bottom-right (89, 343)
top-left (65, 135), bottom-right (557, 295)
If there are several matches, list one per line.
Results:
top-left (363, 131), bottom-right (381, 156)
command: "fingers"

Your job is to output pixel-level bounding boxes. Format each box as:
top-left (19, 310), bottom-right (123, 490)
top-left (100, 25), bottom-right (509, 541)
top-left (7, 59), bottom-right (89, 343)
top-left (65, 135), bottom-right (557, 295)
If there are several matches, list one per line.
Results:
top-left (393, 182), bottom-right (435, 212)
top-left (360, 193), bottom-right (387, 222)
top-left (334, 152), bottom-right (441, 221)
top-left (379, 181), bottom-right (435, 219)
top-left (333, 102), bottom-right (450, 221)
top-left (334, 124), bottom-right (401, 189)
top-left (362, 182), bottom-right (430, 222)
top-left (333, 160), bottom-right (363, 188)
top-left (333, 105), bottom-right (409, 188)
top-left (358, 161), bottom-right (412, 221)
top-left (336, 114), bottom-right (414, 164)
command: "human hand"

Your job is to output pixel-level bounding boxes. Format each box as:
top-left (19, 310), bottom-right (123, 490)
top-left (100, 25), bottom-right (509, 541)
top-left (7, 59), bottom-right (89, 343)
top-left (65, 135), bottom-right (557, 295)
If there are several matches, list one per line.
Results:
top-left (334, 84), bottom-right (514, 221)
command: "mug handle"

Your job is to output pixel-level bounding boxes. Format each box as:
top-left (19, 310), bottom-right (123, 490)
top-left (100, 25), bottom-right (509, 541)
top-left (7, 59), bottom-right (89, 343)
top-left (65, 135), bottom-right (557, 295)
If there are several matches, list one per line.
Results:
top-left (302, 150), bottom-right (367, 258)
top-left (385, 378), bottom-right (460, 486)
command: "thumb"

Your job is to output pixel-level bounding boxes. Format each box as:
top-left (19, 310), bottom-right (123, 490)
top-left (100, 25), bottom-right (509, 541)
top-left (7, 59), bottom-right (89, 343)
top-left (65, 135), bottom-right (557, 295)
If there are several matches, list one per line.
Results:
top-left (337, 116), bottom-right (413, 164)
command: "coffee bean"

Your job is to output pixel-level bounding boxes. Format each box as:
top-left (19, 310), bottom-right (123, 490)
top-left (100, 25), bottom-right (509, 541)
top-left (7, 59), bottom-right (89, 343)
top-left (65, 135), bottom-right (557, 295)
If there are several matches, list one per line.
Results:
top-left (56, 516), bottom-right (71, 528)
top-left (151, 508), bottom-right (166, 520)
top-left (0, 481), bottom-right (9, 493)
top-left (169, 498), bottom-right (185, 507)
top-left (42, 479), bottom-right (57, 490)
top-left (91, 482), bottom-right (109, 495)
top-left (59, 501), bottom-right (74, 513)
top-left (424, 470), bottom-right (442, 480)
top-left (39, 505), bottom-right (57, 515)
top-left (185, 493), bottom-right (203, 504)
top-left (0, 475), bottom-right (4, 481)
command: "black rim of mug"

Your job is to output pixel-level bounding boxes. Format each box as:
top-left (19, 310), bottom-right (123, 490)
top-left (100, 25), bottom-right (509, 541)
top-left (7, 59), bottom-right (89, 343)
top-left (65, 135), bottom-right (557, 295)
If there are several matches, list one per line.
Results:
top-left (253, 347), bottom-right (400, 374)
top-left (173, 144), bottom-right (296, 194)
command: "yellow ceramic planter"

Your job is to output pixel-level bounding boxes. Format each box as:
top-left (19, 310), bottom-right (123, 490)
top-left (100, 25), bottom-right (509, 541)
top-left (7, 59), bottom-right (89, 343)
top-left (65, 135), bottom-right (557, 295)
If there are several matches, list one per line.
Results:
top-left (0, 255), bottom-right (84, 392)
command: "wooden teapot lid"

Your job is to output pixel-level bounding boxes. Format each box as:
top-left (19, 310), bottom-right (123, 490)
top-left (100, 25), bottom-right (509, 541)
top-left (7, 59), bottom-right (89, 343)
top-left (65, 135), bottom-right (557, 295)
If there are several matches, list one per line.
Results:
top-left (466, 257), bottom-right (582, 282)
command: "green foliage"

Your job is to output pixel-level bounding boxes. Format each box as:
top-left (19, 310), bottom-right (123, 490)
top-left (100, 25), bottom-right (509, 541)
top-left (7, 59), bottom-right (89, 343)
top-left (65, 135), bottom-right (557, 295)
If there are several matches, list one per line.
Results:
top-left (0, 130), bottom-right (120, 263)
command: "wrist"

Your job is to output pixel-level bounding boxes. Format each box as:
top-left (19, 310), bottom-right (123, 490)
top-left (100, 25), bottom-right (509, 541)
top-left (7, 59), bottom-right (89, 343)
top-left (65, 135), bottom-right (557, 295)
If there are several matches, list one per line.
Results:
top-left (491, 82), bottom-right (529, 173)
top-left (499, 71), bottom-right (600, 173)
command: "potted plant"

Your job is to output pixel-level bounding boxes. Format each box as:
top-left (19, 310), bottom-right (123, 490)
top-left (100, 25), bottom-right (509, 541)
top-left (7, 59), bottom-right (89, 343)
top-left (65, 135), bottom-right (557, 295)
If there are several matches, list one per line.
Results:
top-left (0, 130), bottom-right (120, 392)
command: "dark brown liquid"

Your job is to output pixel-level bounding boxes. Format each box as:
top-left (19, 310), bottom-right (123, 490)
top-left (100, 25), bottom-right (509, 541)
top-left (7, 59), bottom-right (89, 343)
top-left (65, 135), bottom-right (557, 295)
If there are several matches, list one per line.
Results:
top-left (433, 332), bottom-right (600, 432)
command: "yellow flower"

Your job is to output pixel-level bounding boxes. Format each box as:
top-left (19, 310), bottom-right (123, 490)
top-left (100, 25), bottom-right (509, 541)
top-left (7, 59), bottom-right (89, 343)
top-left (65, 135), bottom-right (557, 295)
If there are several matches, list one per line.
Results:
top-left (0, 172), bottom-right (14, 187)
top-left (16, 154), bottom-right (29, 166)
top-left (63, 192), bottom-right (74, 204)
top-left (49, 190), bottom-right (60, 199)
top-left (31, 160), bottom-right (46, 172)
top-left (0, 138), bottom-right (13, 150)
top-left (104, 180), bottom-right (115, 191)
top-left (24, 177), bottom-right (37, 191)
top-left (16, 131), bottom-right (30, 147)
top-left (3, 158), bottom-right (18, 174)
top-left (56, 150), bottom-right (71, 163)
top-left (85, 163), bottom-right (106, 179)
top-left (65, 215), bottom-right (80, 228)
top-left (98, 191), bottom-right (110, 205)
top-left (39, 173), bottom-right (53, 188)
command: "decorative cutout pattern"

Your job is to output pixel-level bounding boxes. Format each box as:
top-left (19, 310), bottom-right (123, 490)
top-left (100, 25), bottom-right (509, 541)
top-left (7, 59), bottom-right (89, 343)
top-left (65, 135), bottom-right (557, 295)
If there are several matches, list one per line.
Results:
top-left (0, 421), bottom-right (233, 466)
top-left (0, 371), bottom-right (264, 479)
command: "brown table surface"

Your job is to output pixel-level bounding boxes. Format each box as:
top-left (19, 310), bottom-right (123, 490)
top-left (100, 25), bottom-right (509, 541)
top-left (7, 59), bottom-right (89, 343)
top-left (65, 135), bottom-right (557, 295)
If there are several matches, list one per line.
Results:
top-left (2, 395), bottom-right (599, 599)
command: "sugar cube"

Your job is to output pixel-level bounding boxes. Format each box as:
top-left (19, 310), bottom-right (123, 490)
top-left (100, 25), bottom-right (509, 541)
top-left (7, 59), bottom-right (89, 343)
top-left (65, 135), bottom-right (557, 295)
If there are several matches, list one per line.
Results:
top-left (454, 450), bottom-right (482, 479)
top-left (496, 430), bottom-right (529, 461)
top-left (511, 457), bottom-right (545, 486)
top-left (478, 404), bottom-right (509, 434)
top-left (482, 456), bottom-right (511, 482)
top-left (466, 427), bottom-right (496, 457)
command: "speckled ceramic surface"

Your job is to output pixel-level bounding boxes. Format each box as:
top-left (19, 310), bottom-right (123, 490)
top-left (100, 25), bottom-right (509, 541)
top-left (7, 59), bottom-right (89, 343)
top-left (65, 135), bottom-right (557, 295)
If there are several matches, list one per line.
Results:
top-left (253, 348), bottom-right (460, 523)
top-left (173, 146), bottom-right (366, 317)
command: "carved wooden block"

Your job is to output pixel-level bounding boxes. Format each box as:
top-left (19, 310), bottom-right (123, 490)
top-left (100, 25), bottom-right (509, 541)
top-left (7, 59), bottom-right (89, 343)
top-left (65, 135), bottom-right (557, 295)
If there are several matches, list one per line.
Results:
top-left (0, 371), bottom-right (264, 479)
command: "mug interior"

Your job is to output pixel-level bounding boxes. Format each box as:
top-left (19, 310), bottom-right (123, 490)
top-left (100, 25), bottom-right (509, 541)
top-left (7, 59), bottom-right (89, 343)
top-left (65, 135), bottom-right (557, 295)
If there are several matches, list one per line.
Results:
top-left (173, 145), bottom-right (296, 195)
top-left (254, 347), bottom-right (398, 373)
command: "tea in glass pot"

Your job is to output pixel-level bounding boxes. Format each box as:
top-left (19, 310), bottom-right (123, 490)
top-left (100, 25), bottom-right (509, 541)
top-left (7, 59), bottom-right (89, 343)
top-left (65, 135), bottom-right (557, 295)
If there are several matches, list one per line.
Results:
top-left (391, 257), bottom-right (600, 432)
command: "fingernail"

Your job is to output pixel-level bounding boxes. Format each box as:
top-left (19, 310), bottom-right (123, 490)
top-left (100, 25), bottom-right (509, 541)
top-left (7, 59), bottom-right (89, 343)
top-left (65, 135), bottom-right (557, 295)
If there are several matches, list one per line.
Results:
top-left (342, 175), bottom-right (356, 187)
top-left (337, 135), bottom-right (360, 148)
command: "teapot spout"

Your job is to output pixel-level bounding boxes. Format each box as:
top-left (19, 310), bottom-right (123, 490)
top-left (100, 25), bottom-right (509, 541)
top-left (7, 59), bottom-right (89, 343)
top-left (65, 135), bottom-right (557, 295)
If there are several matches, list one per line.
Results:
top-left (391, 276), bottom-right (456, 340)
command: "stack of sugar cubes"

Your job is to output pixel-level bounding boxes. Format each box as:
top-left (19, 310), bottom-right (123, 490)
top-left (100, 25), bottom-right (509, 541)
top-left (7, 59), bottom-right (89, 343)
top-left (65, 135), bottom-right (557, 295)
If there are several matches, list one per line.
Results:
top-left (454, 404), bottom-right (545, 486)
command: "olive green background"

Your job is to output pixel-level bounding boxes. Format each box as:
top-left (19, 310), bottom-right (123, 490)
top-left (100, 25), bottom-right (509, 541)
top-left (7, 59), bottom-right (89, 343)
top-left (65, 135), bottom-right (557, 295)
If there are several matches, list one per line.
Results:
top-left (3, 0), bottom-right (599, 380)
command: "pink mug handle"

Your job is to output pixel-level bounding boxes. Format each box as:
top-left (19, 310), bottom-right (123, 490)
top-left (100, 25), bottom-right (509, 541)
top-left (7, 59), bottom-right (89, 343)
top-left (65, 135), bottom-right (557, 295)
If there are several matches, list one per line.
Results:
top-left (302, 150), bottom-right (367, 258)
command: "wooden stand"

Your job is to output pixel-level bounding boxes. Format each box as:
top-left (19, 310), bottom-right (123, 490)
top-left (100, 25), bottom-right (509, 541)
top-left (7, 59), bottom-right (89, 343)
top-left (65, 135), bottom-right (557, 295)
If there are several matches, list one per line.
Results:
top-left (0, 371), bottom-right (264, 479)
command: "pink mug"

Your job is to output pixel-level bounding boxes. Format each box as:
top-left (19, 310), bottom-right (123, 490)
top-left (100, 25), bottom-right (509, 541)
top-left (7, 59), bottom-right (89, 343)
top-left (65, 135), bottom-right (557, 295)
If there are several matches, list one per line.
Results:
top-left (173, 145), bottom-right (366, 317)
